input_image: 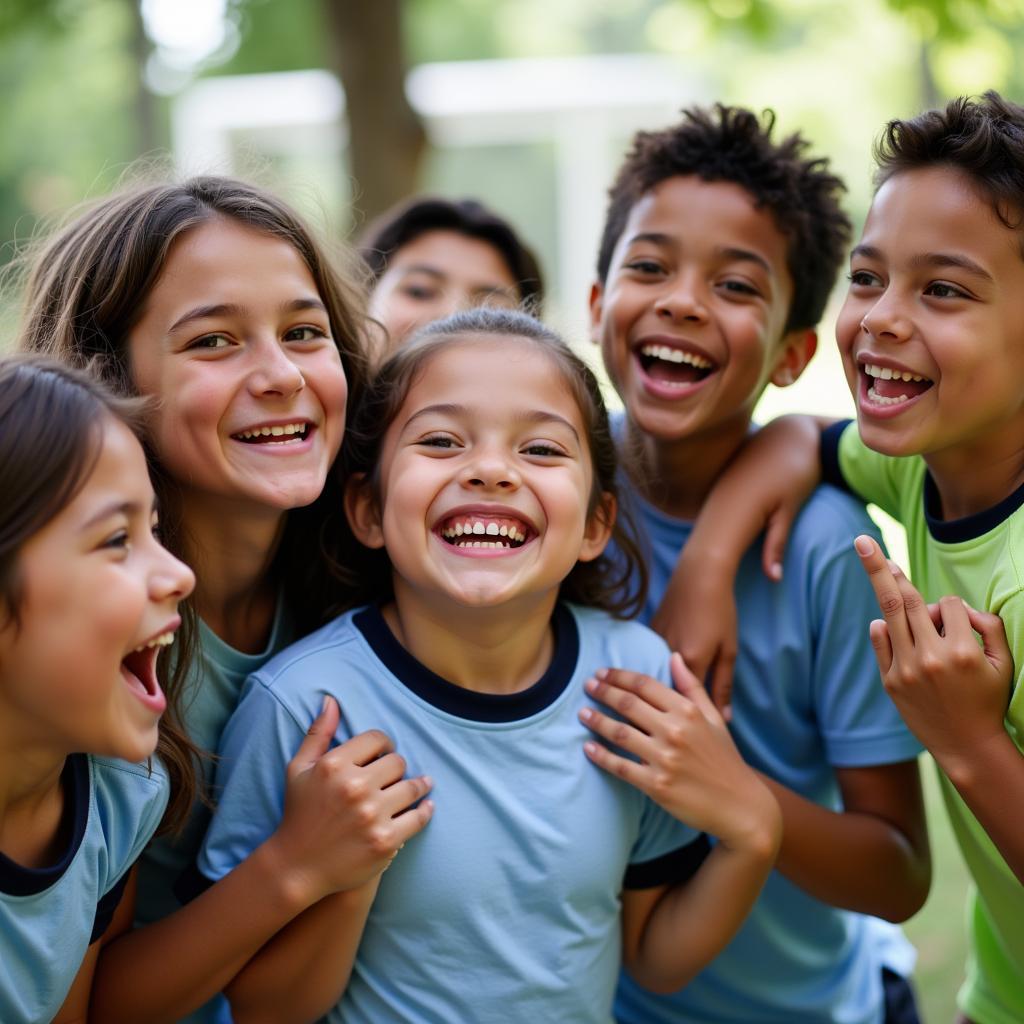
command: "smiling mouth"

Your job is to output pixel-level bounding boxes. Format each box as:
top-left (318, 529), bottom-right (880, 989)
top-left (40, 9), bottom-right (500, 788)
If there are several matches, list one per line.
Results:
top-left (636, 344), bottom-right (715, 387)
top-left (232, 422), bottom-right (312, 445)
top-left (120, 630), bottom-right (174, 709)
top-left (438, 514), bottom-right (533, 549)
top-left (861, 363), bottom-right (933, 406)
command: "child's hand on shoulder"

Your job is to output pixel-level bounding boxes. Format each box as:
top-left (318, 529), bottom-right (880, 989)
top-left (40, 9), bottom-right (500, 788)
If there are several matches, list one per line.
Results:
top-left (855, 535), bottom-right (1014, 782)
top-left (265, 696), bottom-right (434, 907)
top-left (580, 655), bottom-right (781, 860)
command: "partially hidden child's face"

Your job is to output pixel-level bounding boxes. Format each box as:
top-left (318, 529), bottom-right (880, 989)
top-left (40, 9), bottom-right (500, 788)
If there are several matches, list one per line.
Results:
top-left (129, 218), bottom-right (348, 519)
top-left (348, 337), bottom-right (611, 613)
top-left (837, 166), bottom-right (1024, 460)
top-left (591, 175), bottom-right (802, 444)
top-left (0, 417), bottom-right (194, 763)
top-left (369, 231), bottom-right (521, 352)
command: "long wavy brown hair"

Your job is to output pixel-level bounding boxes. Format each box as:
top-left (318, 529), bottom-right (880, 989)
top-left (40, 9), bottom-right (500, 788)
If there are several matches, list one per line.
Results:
top-left (14, 174), bottom-right (371, 833)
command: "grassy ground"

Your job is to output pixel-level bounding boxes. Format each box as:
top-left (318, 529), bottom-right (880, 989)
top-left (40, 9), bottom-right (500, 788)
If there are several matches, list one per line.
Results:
top-left (904, 760), bottom-right (971, 1024)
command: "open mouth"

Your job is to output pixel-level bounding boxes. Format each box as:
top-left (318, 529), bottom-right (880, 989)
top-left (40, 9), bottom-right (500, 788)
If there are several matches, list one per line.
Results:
top-left (231, 422), bottom-right (313, 445)
top-left (437, 514), bottom-right (534, 550)
top-left (861, 363), bottom-right (933, 407)
top-left (636, 343), bottom-right (715, 388)
top-left (120, 630), bottom-right (173, 713)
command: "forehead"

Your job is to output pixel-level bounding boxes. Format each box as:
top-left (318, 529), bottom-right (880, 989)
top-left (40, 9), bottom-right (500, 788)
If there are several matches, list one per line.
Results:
top-left (388, 230), bottom-right (517, 288)
top-left (618, 176), bottom-right (791, 273)
top-left (398, 335), bottom-right (583, 425)
top-left (864, 167), bottom-right (1024, 267)
top-left (144, 217), bottom-right (320, 314)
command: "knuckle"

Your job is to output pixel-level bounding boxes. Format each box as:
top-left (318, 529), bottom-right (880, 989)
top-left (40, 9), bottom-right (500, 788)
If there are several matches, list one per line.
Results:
top-left (367, 826), bottom-right (394, 857)
top-left (354, 802), bottom-right (379, 829)
top-left (609, 721), bottom-right (631, 746)
top-left (879, 592), bottom-right (904, 616)
top-left (337, 774), bottom-right (369, 803)
top-left (920, 654), bottom-right (944, 677)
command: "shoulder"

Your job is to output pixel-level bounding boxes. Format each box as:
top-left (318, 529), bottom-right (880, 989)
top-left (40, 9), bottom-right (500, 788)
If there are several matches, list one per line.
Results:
top-left (250, 607), bottom-right (370, 691)
top-left (568, 605), bottom-right (671, 681)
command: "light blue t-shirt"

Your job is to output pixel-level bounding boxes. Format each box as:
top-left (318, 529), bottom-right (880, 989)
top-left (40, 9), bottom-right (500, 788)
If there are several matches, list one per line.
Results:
top-left (135, 605), bottom-right (292, 1024)
top-left (0, 754), bottom-right (169, 1024)
top-left (613, 472), bottom-right (922, 1024)
top-left (200, 603), bottom-right (704, 1024)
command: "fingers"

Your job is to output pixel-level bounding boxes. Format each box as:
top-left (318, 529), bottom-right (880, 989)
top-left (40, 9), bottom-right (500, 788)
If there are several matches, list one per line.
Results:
top-left (961, 602), bottom-right (1013, 667)
top-left (868, 618), bottom-right (893, 675)
top-left (289, 695), bottom-right (342, 772)
top-left (854, 535), bottom-right (917, 650)
top-left (579, 704), bottom-right (656, 762)
top-left (762, 502), bottom-right (795, 581)
top-left (391, 796), bottom-right (435, 846)
top-left (328, 728), bottom-right (396, 767)
top-left (589, 668), bottom-right (675, 716)
top-left (383, 775), bottom-right (434, 823)
top-left (583, 737), bottom-right (646, 788)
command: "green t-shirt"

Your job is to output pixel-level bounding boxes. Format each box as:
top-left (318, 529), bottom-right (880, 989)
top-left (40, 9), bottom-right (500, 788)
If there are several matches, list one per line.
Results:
top-left (832, 422), bottom-right (1024, 1024)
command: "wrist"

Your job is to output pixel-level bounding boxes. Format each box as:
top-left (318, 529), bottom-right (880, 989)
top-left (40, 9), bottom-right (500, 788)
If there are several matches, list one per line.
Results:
top-left (937, 728), bottom-right (1018, 795)
top-left (719, 781), bottom-right (782, 863)
top-left (251, 834), bottom-right (323, 916)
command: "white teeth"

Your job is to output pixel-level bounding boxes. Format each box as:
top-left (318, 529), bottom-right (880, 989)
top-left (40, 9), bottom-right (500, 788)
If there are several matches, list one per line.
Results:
top-left (639, 344), bottom-right (712, 369)
top-left (863, 364), bottom-right (927, 383)
top-left (133, 631), bottom-right (175, 653)
top-left (440, 518), bottom-right (529, 544)
top-left (236, 422), bottom-right (308, 440)
top-left (866, 386), bottom-right (910, 406)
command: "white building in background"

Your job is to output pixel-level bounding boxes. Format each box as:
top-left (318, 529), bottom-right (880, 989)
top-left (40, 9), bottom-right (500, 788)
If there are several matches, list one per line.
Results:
top-left (171, 54), bottom-right (709, 333)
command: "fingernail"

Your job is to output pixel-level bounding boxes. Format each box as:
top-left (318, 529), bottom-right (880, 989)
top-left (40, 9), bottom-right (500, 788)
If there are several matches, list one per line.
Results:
top-left (854, 536), bottom-right (873, 556)
top-left (595, 668), bottom-right (609, 680)
top-left (320, 695), bottom-right (330, 713)
top-left (770, 562), bottom-right (783, 581)
top-left (583, 741), bottom-right (598, 756)
top-left (585, 677), bottom-right (598, 692)
top-left (579, 707), bottom-right (593, 721)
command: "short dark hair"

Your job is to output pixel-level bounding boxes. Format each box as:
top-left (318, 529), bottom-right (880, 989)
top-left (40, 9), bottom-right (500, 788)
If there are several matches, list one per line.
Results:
top-left (873, 90), bottom-right (1024, 248)
top-left (359, 196), bottom-right (545, 313)
top-left (337, 307), bottom-right (647, 618)
top-left (597, 104), bottom-right (851, 332)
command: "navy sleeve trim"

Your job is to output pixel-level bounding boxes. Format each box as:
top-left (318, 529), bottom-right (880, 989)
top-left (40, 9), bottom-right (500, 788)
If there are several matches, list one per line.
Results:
top-left (89, 870), bottom-right (131, 944)
top-left (820, 420), bottom-right (853, 493)
top-left (0, 754), bottom-right (90, 896)
top-left (623, 833), bottom-right (711, 890)
top-left (174, 859), bottom-right (216, 905)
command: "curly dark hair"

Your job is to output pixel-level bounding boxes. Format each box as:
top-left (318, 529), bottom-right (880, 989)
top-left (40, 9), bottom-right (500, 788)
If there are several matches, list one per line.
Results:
top-left (597, 103), bottom-right (851, 332)
top-left (335, 307), bottom-right (647, 619)
top-left (873, 90), bottom-right (1024, 243)
top-left (359, 196), bottom-right (545, 313)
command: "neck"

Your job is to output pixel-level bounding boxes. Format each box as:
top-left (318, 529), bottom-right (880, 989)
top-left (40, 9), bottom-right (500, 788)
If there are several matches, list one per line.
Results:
top-left (385, 580), bottom-right (558, 695)
top-left (925, 432), bottom-right (1024, 521)
top-left (623, 412), bottom-right (752, 520)
top-left (179, 492), bottom-right (286, 652)
top-left (0, 718), bottom-right (69, 867)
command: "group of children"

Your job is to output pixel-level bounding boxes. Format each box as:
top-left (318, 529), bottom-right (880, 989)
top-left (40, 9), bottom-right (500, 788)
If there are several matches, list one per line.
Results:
top-left (0, 86), bottom-right (1021, 1024)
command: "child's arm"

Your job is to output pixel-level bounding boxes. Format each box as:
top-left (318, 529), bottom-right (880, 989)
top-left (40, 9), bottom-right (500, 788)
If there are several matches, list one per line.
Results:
top-left (88, 698), bottom-right (433, 1024)
top-left (855, 536), bottom-right (1024, 882)
top-left (581, 656), bottom-right (782, 991)
top-left (651, 415), bottom-right (826, 712)
top-left (225, 882), bottom-right (379, 1023)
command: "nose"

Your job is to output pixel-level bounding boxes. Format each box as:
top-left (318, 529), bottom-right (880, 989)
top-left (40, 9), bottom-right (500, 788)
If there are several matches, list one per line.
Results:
top-left (859, 291), bottom-right (913, 344)
top-left (150, 544), bottom-right (196, 604)
top-left (459, 443), bottom-right (520, 491)
top-left (654, 272), bottom-right (709, 324)
top-left (248, 337), bottom-right (306, 397)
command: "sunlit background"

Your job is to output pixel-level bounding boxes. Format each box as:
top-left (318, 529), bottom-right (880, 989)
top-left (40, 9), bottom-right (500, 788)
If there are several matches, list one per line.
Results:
top-left (4, 1), bottom-right (1022, 1017)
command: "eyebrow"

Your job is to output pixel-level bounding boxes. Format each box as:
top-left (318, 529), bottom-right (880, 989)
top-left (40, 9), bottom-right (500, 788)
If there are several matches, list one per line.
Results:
top-left (625, 234), bottom-right (772, 274)
top-left (168, 297), bottom-right (328, 335)
top-left (851, 245), bottom-right (994, 282)
top-left (80, 499), bottom-right (149, 532)
top-left (404, 403), bottom-right (581, 442)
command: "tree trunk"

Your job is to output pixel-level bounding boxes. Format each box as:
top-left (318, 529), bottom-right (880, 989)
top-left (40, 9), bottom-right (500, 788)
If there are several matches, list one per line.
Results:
top-left (127, 0), bottom-right (158, 154)
top-left (322, 0), bottom-right (426, 228)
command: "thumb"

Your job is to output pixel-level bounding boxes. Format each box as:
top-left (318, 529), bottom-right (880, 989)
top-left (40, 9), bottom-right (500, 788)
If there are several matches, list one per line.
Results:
top-left (671, 651), bottom-right (717, 720)
top-left (963, 604), bottom-right (1012, 671)
top-left (290, 694), bottom-right (340, 774)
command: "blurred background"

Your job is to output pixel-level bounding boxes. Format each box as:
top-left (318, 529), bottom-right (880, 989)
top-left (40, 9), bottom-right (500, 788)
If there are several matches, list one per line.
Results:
top-left (4, 1), bottom-right (1022, 1017)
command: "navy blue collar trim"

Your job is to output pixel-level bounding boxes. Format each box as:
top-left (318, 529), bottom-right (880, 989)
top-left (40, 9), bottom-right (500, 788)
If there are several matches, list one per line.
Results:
top-left (924, 471), bottom-right (1024, 543)
top-left (0, 754), bottom-right (89, 896)
top-left (353, 604), bottom-right (580, 723)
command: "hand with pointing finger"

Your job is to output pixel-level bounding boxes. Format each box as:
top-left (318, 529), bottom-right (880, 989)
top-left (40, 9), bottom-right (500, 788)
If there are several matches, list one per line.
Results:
top-left (854, 534), bottom-right (1013, 779)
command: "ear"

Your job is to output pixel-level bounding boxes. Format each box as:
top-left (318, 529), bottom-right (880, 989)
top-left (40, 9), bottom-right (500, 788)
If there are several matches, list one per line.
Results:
top-left (344, 473), bottom-right (386, 550)
top-left (770, 329), bottom-right (817, 388)
top-left (588, 281), bottom-right (605, 347)
top-left (578, 492), bottom-right (616, 563)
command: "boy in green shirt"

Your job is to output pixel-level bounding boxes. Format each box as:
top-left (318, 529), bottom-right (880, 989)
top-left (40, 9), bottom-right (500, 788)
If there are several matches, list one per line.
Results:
top-left (676, 91), bottom-right (1024, 1024)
